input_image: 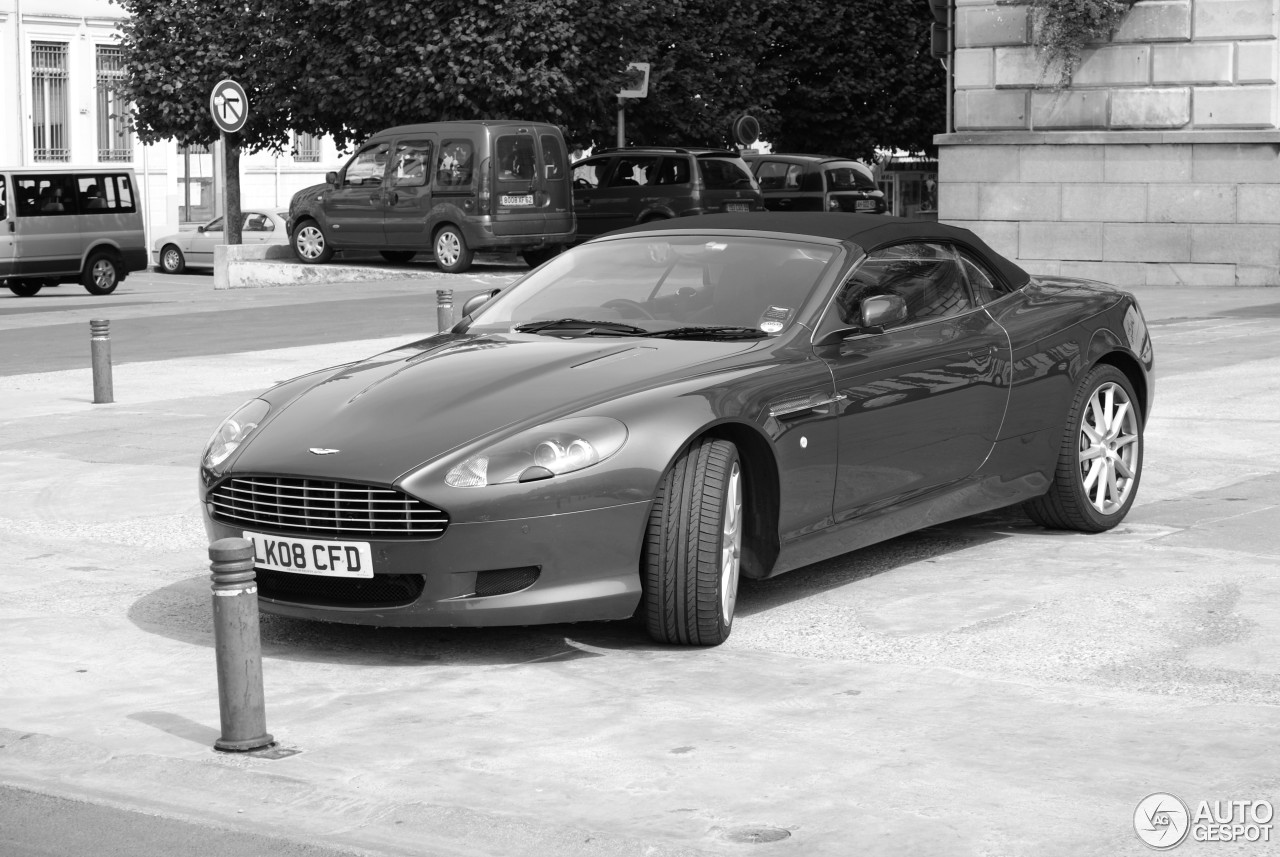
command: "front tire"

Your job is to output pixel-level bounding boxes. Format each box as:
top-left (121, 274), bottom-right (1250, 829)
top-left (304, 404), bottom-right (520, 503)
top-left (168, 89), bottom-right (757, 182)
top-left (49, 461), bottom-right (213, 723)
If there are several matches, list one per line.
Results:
top-left (292, 220), bottom-right (333, 264)
top-left (81, 253), bottom-right (120, 295)
top-left (160, 244), bottom-right (186, 274)
top-left (642, 438), bottom-right (743, 646)
top-left (1024, 364), bottom-right (1143, 532)
top-left (433, 225), bottom-right (473, 273)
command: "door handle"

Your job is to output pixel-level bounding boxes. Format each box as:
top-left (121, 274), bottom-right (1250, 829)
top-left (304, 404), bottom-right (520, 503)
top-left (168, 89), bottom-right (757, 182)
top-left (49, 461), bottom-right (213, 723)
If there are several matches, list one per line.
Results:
top-left (967, 345), bottom-right (995, 359)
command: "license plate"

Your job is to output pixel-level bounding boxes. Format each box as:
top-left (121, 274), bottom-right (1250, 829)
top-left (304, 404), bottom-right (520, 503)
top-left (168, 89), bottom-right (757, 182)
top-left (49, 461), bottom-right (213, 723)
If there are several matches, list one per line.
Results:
top-left (725, 202), bottom-right (750, 212)
top-left (502, 194), bottom-right (534, 206)
top-left (855, 200), bottom-right (876, 211)
top-left (244, 530), bottom-right (373, 578)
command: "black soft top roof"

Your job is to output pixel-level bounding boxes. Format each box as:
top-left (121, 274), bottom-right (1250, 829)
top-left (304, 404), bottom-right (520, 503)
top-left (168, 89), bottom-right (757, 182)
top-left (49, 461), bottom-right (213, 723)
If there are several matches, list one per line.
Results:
top-left (612, 212), bottom-right (1030, 290)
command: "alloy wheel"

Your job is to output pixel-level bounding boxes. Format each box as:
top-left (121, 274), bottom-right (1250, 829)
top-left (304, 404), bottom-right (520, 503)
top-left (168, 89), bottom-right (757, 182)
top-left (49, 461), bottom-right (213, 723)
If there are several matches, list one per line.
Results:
top-left (1077, 381), bottom-right (1140, 515)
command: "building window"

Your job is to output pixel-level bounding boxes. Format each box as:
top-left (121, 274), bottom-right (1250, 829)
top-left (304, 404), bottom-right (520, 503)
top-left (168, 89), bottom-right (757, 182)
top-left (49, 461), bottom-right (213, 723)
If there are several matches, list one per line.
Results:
top-left (32, 42), bottom-right (69, 162)
top-left (96, 46), bottom-right (133, 162)
top-left (294, 132), bottom-right (321, 163)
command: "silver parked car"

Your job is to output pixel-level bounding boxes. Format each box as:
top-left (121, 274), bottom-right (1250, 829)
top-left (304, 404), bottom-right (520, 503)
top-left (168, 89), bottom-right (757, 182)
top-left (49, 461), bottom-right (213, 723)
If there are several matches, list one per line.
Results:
top-left (152, 210), bottom-right (289, 274)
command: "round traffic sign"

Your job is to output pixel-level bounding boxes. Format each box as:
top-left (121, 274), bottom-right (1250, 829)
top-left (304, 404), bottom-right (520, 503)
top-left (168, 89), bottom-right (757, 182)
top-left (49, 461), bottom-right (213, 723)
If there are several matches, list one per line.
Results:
top-left (210, 79), bottom-right (249, 134)
top-left (732, 114), bottom-right (760, 147)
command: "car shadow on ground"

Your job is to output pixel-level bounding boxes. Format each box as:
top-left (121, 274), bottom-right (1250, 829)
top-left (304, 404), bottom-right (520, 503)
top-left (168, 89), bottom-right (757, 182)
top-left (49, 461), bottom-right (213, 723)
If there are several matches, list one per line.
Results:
top-left (126, 507), bottom-right (1033, 668)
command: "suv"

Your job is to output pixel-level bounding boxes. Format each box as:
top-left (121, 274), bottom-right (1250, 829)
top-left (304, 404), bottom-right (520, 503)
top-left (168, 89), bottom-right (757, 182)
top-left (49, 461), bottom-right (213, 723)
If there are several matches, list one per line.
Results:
top-left (570, 147), bottom-right (763, 242)
top-left (741, 153), bottom-right (887, 215)
top-left (288, 120), bottom-right (575, 272)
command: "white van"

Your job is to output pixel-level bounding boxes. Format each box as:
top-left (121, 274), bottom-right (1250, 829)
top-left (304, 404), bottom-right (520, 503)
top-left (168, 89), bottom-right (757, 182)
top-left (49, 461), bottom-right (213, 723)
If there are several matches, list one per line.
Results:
top-left (0, 167), bottom-right (148, 296)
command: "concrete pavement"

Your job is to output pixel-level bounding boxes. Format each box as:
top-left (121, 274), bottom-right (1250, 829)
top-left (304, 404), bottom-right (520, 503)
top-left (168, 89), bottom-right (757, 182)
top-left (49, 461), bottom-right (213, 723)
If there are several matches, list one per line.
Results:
top-left (1, 279), bottom-right (1278, 856)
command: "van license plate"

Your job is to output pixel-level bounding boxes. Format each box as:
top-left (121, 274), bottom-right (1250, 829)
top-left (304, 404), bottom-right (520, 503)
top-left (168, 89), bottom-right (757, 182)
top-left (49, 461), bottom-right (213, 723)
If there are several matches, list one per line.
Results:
top-left (724, 202), bottom-right (750, 212)
top-left (502, 194), bottom-right (534, 206)
top-left (855, 200), bottom-right (876, 211)
top-left (244, 530), bottom-right (374, 578)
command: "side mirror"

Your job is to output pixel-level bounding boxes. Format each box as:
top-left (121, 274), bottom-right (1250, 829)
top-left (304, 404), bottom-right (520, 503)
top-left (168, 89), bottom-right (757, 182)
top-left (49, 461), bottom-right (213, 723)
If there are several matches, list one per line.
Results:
top-left (325, 171), bottom-right (339, 186)
top-left (461, 288), bottom-right (502, 319)
top-left (196, 225), bottom-right (205, 233)
top-left (860, 294), bottom-right (908, 331)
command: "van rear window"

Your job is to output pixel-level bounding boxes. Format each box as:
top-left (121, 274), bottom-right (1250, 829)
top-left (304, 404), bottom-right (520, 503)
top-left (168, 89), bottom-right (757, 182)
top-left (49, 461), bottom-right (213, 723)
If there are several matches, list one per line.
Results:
top-left (0, 176), bottom-right (6, 221)
top-left (697, 158), bottom-right (755, 191)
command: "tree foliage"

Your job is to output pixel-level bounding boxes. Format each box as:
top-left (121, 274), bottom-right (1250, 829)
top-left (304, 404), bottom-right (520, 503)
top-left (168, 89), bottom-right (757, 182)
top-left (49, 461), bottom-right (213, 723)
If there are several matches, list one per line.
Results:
top-left (114, 0), bottom-right (945, 165)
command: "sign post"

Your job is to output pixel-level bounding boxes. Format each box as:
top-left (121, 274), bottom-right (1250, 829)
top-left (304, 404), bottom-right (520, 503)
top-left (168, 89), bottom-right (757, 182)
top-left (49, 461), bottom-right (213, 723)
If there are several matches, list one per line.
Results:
top-left (209, 79), bottom-right (248, 247)
top-left (616, 62), bottom-right (650, 148)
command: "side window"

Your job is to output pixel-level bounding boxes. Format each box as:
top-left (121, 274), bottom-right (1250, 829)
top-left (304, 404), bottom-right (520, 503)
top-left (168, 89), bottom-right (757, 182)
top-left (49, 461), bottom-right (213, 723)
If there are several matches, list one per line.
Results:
top-left (755, 161), bottom-right (788, 190)
top-left (654, 156), bottom-right (690, 185)
top-left (436, 139), bottom-right (475, 188)
top-left (785, 165), bottom-right (804, 190)
top-left (77, 176), bottom-right (110, 211)
top-left (540, 134), bottom-right (566, 180)
top-left (205, 216), bottom-right (225, 232)
top-left (958, 249), bottom-right (1011, 304)
top-left (836, 242), bottom-right (972, 326)
top-left (496, 134), bottom-right (536, 181)
top-left (343, 143), bottom-right (389, 187)
top-left (391, 139), bottom-right (432, 188)
top-left (110, 174), bottom-right (135, 212)
top-left (0, 175), bottom-right (6, 221)
top-left (572, 157), bottom-right (607, 189)
top-left (608, 155), bottom-right (659, 187)
top-left (244, 213), bottom-right (272, 232)
top-left (14, 175), bottom-right (78, 216)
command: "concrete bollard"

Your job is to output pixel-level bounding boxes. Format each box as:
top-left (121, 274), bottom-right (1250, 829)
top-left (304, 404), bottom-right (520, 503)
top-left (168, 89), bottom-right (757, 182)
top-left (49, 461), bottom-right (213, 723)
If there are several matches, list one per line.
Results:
top-left (436, 288), bottom-right (453, 334)
top-left (89, 319), bottom-right (113, 404)
top-left (209, 537), bottom-right (275, 752)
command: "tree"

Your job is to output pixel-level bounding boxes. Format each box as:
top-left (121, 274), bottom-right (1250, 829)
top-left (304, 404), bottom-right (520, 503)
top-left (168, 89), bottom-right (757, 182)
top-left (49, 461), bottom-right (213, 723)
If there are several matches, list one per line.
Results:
top-left (115, 0), bottom-right (945, 221)
top-left (757, 0), bottom-right (945, 160)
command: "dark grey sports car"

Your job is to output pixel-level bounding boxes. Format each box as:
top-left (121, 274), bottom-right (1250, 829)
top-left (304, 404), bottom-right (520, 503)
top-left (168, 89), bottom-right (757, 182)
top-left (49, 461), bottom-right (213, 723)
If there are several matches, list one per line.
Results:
top-left (200, 213), bottom-right (1153, 646)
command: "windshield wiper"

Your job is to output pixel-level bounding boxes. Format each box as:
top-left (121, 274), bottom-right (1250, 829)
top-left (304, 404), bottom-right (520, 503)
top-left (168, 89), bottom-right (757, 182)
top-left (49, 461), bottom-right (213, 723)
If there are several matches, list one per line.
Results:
top-left (644, 325), bottom-right (770, 340)
top-left (513, 318), bottom-right (649, 336)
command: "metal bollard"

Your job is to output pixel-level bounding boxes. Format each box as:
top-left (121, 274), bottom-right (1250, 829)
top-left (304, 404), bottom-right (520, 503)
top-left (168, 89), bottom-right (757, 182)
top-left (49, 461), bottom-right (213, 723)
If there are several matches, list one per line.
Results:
top-left (89, 319), bottom-right (113, 404)
top-left (436, 288), bottom-right (453, 333)
top-left (209, 537), bottom-right (274, 752)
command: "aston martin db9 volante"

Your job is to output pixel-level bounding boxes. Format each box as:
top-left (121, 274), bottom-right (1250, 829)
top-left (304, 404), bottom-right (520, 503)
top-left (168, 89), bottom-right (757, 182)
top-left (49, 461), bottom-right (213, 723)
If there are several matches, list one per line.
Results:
top-left (200, 213), bottom-right (1153, 646)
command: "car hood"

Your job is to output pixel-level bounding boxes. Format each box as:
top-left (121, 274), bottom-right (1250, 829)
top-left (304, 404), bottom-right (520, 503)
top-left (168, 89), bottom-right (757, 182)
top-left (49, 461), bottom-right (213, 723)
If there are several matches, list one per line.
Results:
top-left (229, 333), bottom-right (762, 484)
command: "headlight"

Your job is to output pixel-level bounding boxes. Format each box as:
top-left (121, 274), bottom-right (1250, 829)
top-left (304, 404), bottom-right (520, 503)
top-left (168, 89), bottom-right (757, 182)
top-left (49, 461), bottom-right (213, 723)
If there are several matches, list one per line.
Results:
top-left (445, 417), bottom-right (627, 487)
top-left (203, 399), bottom-right (270, 469)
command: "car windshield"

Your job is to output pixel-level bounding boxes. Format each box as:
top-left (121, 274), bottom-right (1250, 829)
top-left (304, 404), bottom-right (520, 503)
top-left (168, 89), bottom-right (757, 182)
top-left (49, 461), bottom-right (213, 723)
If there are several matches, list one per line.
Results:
top-left (469, 235), bottom-right (838, 335)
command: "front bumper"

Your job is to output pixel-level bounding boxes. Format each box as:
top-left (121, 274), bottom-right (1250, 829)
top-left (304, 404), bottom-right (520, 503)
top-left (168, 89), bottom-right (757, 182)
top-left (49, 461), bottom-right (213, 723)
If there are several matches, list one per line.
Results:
top-left (202, 500), bottom-right (650, 627)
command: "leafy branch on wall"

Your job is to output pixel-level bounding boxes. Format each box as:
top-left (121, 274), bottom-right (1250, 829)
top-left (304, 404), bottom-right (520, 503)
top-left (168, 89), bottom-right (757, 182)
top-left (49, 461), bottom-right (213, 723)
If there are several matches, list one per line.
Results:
top-left (1030, 0), bottom-right (1138, 87)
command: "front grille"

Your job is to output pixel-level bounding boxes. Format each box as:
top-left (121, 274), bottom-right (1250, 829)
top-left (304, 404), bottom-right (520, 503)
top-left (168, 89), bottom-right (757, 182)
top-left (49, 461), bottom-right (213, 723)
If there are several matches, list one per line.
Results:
top-left (257, 569), bottom-right (425, 608)
top-left (209, 475), bottom-right (449, 539)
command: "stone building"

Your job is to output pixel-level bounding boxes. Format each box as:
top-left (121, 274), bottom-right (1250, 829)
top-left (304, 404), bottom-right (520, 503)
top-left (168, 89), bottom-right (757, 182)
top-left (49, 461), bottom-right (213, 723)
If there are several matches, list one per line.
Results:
top-left (1, 0), bottom-right (339, 244)
top-left (937, 0), bottom-right (1279, 286)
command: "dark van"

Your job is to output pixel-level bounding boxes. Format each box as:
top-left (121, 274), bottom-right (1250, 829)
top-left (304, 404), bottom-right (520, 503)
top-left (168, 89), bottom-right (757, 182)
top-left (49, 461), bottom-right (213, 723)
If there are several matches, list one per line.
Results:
top-left (0, 167), bottom-right (148, 296)
top-left (287, 120), bottom-right (575, 272)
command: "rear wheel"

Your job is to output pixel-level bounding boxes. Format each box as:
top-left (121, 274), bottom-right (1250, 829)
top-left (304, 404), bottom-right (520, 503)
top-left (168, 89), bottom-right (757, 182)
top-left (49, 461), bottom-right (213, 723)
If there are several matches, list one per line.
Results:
top-left (292, 220), bottom-right (333, 264)
top-left (1024, 364), bottom-right (1143, 532)
top-left (520, 246), bottom-right (562, 268)
top-left (81, 253), bottom-right (120, 295)
top-left (379, 250), bottom-right (417, 264)
top-left (8, 281), bottom-right (43, 297)
top-left (433, 225), bottom-right (473, 273)
top-left (642, 438), bottom-right (743, 646)
top-left (160, 244), bottom-right (186, 274)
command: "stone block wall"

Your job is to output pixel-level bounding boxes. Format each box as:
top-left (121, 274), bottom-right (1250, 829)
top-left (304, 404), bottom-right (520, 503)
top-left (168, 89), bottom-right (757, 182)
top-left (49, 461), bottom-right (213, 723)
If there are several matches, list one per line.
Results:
top-left (938, 0), bottom-right (1280, 286)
